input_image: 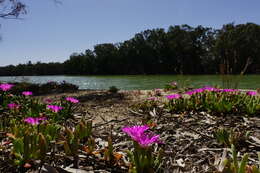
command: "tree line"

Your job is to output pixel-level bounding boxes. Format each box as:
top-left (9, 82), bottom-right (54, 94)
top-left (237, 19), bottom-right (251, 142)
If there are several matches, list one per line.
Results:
top-left (1, 23), bottom-right (260, 76)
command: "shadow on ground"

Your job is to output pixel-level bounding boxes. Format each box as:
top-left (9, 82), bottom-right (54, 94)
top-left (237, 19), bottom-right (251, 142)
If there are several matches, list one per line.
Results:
top-left (77, 91), bottom-right (125, 103)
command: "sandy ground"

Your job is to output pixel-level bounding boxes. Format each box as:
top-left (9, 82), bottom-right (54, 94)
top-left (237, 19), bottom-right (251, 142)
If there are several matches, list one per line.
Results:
top-left (38, 90), bottom-right (152, 124)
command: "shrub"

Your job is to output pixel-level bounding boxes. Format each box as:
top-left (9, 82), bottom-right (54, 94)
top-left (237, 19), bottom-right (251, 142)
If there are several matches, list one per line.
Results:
top-left (108, 86), bottom-right (119, 93)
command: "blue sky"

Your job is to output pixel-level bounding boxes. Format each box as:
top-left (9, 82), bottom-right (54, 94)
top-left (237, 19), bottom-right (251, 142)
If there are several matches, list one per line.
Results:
top-left (0, 0), bottom-right (260, 66)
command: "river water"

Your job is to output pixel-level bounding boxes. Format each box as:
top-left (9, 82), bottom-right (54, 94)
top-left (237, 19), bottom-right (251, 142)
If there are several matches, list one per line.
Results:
top-left (0, 75), bottom-right (259, 90)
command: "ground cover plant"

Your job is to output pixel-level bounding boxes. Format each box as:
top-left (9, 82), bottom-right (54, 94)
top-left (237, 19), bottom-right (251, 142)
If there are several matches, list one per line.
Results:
top-left (0, 82), bottom-right (259, 173)
top-left (131, 83), bottom-right (260, 172)
top-left (164, 87), bottom-right (260, 115)
top-left (0, 83), bottom-right (133, 172)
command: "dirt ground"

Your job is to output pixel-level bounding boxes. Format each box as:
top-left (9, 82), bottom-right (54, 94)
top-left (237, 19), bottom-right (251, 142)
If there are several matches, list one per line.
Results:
top-left (38, 89), bottom-right (150, 124)
top-left (34, 89), bottom-right (260, 173)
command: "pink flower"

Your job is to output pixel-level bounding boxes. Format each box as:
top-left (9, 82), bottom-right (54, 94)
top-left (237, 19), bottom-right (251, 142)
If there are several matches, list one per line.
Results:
top-left (221, 89), bottom-right (239, 92)
top-left (154, 88), bottom-right (162, 92)
top-left (214, 88), bottom-right (223, 92)
top-left (137, 133), bottom-right (161, 148)
top-left (47, 105), bottom-right (63, 113)
top-left (8, 103), bottom-right (20, 110)
top-left (0, 83), bottom-right (14, 91)
top-left (22, 91), bottom-right (33, 96)
top-left (147, 97), bottom-right (157, 101)
top-left (193, 88), bottom-right (204, 93)
top-left (202, 86), bottom-right (216, 91)
top-left (122, 125), bottom-right (161, 148)
top-left (246, 91), bottom-right (257, 96)
top-left (170, 81), bottom-right (177, 86)
top-left (66, 97), bottom-right (79, 103)
top-left (122, 125), bottom-right (149, 142)
top-left (153, 88), bottom-right (162, 96)
top-left (24, 117), bottom-right (47, 125)
top-left (44, 98), bottom-right (53, 104)
top-left (185, 90), bottom-right (196, 95)
top-left (166, 94), bottom-right (181, 100)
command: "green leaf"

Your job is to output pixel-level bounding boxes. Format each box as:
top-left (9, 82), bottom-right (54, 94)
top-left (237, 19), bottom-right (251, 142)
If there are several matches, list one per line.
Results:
top-left (231, 144), bottom-right (239, 172)
top-left (39, 133), bottom-right (47, 160)
top-left (13, 138), bottom-right (24, 154)
top-left (238, 153), bottom-right (248, 173)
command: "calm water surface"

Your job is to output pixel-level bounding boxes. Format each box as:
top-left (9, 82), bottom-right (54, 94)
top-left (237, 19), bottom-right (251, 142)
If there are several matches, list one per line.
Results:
top-left (0, 75), bottom-right (259, 90)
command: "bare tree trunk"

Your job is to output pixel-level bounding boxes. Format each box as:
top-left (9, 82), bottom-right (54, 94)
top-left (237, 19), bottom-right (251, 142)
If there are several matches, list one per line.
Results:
top-left (240, 57), bottom-right (252, 75)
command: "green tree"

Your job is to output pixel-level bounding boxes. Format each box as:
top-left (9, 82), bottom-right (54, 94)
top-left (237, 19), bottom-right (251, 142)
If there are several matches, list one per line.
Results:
top-left (94, 43), bottom-right (120, 74)
top-left (215, 23), bottom-right (260, 74)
